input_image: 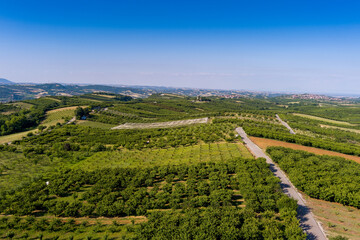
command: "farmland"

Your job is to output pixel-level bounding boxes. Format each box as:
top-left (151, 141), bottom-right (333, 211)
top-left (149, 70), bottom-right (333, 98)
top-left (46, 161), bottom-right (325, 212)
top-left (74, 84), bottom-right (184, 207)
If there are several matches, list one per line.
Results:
top-left (0, 129), bottom-right (37, 144)
top-left (293, 113), bottom-right (356, 126)
top-left (251, 136), bottom-right (360, 164)
top-left (111, 117), bottom-right (209, 129)
top-left (1, 93), bottom-right (360, 239)
top-left (267, 147), bottom-right (360, 209)
top-left (41, 106), bottom-right (77, 127)
top-left (305, 195), bottom-right (360, 240)
top-left (73, 142), bottom-right (253, 170)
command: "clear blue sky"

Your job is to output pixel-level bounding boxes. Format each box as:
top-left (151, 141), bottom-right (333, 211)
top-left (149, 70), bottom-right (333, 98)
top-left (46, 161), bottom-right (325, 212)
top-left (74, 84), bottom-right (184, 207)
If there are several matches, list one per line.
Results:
top-left (1, 0), bottom-right (360, 94)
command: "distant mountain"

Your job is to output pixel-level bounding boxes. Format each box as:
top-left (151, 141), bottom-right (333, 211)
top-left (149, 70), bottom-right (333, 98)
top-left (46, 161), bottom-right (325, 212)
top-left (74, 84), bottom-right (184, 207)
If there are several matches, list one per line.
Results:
top-left (0, 82), bottom-right (300, 103)
top-left (0, 78), bottom-right (15, 85)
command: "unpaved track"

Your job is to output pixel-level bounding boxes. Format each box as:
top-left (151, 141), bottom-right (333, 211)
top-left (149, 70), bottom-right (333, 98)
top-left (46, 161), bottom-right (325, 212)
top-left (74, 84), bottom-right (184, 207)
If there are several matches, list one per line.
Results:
top-left (276, 114), bottom-right (296, 134)
top-left (236, 127), bottom-right (327, 240)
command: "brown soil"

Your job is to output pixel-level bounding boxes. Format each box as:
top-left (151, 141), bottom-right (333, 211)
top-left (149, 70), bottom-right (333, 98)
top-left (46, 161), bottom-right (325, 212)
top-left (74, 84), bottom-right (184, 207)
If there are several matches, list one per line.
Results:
top-left (250, 137), bottom-right (360, 164)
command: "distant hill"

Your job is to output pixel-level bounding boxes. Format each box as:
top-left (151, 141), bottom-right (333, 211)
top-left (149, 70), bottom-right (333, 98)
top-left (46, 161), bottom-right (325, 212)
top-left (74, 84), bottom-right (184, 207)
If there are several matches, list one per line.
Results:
top-left (0, 78), bottom-right (14, 85)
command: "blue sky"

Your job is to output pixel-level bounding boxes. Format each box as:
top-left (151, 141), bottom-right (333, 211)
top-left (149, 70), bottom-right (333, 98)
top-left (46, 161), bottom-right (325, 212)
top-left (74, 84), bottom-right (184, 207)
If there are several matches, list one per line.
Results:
top-left (1, 0), bottom-right (360, 94)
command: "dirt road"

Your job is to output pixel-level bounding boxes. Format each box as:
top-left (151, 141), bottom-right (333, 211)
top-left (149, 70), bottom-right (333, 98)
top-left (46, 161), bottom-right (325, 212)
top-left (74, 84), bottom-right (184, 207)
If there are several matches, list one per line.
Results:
top-left (236, 127), bottom-right (327, 240)
top-left (276, 114), bottom-right (296, 134)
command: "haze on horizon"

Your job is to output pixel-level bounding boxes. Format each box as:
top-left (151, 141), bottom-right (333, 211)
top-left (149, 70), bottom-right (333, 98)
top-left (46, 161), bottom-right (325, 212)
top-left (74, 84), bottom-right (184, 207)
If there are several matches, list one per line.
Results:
top-left (1, 0), bottom-right (360, 95)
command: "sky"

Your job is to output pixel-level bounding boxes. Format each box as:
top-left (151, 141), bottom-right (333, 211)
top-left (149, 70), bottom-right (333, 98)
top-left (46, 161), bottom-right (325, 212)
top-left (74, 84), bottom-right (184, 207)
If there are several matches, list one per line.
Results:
top-left (1, 0), bottom-right (360, 95)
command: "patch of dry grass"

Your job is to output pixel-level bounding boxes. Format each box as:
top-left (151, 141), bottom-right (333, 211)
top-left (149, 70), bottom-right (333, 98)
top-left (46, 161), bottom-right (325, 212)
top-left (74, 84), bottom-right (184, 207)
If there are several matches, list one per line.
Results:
top-left (293, 113), bottom-right (356, 126)
top-left (304, 195), bottom-right (360, 240)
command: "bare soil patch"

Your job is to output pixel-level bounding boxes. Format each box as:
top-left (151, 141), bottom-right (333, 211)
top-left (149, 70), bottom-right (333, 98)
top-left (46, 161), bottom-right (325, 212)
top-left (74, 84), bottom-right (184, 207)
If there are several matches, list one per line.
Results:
top-left (250, 137), bottom-right (360, 164)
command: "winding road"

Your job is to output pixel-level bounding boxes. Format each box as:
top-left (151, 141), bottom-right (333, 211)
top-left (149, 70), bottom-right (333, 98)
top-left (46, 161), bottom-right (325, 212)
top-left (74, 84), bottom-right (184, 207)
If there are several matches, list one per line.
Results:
top-left (236, 127), bottom-right (327, 240)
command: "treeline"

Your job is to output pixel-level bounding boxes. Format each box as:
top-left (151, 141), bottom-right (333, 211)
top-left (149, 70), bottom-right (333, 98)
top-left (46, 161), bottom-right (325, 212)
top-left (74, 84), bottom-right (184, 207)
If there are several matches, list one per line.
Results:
top-left (20, 122), bottom-right (236, 152)
top-left (0, 158), bottom-right (305, 239)
top-left (247, 126), bottom-right (360, 156)
top-left (0, 108), bottom-right (44, 136)
top-left (267, 147), bottom-right (360, 208)
top-left (0, 94), bottom-right (135, 136)
top-left (279, 114), bottom-right (360, 144)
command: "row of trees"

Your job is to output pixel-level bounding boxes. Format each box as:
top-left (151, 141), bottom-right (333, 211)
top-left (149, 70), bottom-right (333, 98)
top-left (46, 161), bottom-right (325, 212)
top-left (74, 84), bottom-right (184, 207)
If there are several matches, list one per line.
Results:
top-left (267, 147), bottom-right (360, 208)
top-left (0, 158), bottom-right (305, 239)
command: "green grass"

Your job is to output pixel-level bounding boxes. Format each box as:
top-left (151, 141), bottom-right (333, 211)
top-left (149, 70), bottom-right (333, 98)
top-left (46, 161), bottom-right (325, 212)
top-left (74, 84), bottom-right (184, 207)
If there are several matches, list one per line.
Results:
top-left (0, 129), bottom-right (37, 144)
top-left (41, 107), bottom-right (76, 127)
top-left (77, 120), bottom-right (116, 129)
top-left (10, 101), bottom-right (33, 109)
top-left (74, 142), bottom-right (253, 171)
top-left (320, 124), bottom-right (360, 134)
top-left (293, 113), bottom-right (356, 126)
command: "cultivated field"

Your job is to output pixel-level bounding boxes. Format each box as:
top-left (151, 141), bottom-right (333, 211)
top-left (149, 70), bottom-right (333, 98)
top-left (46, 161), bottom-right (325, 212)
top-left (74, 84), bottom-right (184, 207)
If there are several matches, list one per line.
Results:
top-left (0, 129), bottom-right (37, 144)
top-left (76, 120), bottom-right (116, 129)
top-left (111, 117), bottom-right (209, 129)
top-left (41, 106), bottom-right (78, 127)
top-left (73, 142), bottom-right (253, 170)
top-left (250, 136), bottom-right (360, 164)
top-left (0, 151), bottom-right (55, 190)
top-left (320, 124), bottom-right (360, 134)
top-left (305, 195), bottom-right (360, 240)
top-left (293, 113), bottom-right (356, 126)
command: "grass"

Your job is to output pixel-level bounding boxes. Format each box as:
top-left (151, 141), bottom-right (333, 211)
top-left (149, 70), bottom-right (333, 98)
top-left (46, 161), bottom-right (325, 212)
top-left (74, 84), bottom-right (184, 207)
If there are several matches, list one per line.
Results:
top-left (304, 194), bottom-right (360, 240)
top-left (293, 113), bottom-right (356, 126)
top-left (73, 142), bottom-right (253, 171)
top-left (41, 107), bottom-right (77, 127)
top-left (10, 101), bottom-right (33, 109)
top-left (251, 136), bottom-right (360, 164)
top-left (77, 120), bottom-right (116, 129)
top-left (320, 124), bottom-right (360, 134)
top-left (0, 129), bottom-right (37, 144)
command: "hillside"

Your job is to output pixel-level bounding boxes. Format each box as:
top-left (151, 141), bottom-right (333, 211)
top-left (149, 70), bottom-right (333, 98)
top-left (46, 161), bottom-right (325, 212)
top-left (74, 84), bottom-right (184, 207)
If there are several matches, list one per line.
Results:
top-left (0, 93), bottom-right (359, 239)
top-left (0, 78), bottom-right (14, 85)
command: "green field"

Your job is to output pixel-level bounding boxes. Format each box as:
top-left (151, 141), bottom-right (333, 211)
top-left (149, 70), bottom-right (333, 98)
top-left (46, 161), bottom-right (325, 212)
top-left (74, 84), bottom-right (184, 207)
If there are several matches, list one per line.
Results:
top-left (320, 124), bottom-right (360, 134)
top-left (41, 107), bottom-right (76, 127)
top-left (74, 142), bottom-right (253, 170)
top-left (76, 120), bottom-right (116, 129)
top-left (0, 129), bottom-right (37, 144)
top-left (293, 113), bottom-right (356, 126)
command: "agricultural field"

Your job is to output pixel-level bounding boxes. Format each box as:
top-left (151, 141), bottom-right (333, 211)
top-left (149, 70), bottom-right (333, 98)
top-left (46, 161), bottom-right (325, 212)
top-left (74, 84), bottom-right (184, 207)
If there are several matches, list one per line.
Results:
top-left (0, 158), bottom-right (304, 239)
top-left (267, 147), bottom-right (360, 209)
top-left (0, 129), bottom-right (37, 144)
top-left (73, 142), bottom-right (253, 170)
top-left (41, 106), bottom-right (77, 127)
top-left (292, 113), bottom-right (357, 126)
top-left (251, 136), bottom-right (360, 164)
top-left (2, 93), bottom-right (360, 239)
top-left (305, 195), bottom-right (360, 240)
top-left (76, 120), bottom-right (116, 129)
top-left (0, 150), bottom-right (57, 192)
top-left (111, 117), bottom-right (209, 129)
top-left (320, 124), bottom-right (360, 134)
